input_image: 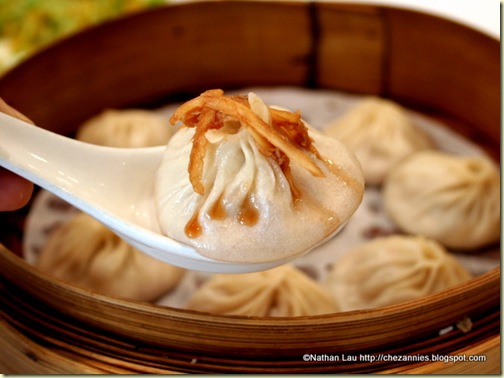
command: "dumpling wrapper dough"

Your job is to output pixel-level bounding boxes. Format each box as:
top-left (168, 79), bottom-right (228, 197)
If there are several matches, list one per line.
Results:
top-left (36, 213), bottom-right (185, 302)
top-left (155, 92), bottom-right (364, 263)
top-left (324, 97), bottom-right (434, 186)
top-left (77, 108), bottom-right (174, 147)
top-left (325, 235), bottom-right (472, 311)
top-left (185, 264), bottom-right (339, 316)
top-left (383, 151), bottom-right (500, 250)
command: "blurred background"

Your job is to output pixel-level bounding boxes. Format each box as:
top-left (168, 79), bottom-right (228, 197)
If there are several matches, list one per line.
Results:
top-left (0, 0), bottom-right (500, 76)
top-left (0, 0), bottom-right (169, 74)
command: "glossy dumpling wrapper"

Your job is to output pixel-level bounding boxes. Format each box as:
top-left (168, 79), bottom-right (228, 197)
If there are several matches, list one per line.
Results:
top-left (323, 97), bottom-right (435, 185)
top-left (77, 108), bottom-right (174, 147)
top-left (185, 264), bottom-right (339, 316)
top-left (36, 213), bottom-right (186, 301)
top-left (155, 90), bottom-right (365, 263)
top-left (325, 235), bottom-right (472, 311)
top-left (383, 151), bottom-right (500, 250)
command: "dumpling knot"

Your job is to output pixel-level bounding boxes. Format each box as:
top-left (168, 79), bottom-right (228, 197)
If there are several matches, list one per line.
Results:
top-left (169, 89), bottom-right (325, 196)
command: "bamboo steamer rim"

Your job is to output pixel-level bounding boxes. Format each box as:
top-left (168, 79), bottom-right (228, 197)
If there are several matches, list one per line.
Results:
top-left (1, 244), bottom-right (500, 320)
top-left (0, 1), bottom-right (499, 143)
top-left (0, 244), bottom-right (499, 331)
top-left (0, 0), bottom-right (500, 373)
top-left (0, 245), bottom-right (500, 373)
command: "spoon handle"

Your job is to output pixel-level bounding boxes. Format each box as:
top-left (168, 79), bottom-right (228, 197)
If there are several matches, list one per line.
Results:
top-left (0, 112), bottom-right (85, 192)
top-left (0, 113), bottom-right (317, 273)
top-left (0, 112), bottom-right (161, 210)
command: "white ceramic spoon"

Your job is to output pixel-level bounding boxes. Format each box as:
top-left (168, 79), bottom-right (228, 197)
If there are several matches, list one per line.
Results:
top-left (0, 112), bottom-right (308, 273)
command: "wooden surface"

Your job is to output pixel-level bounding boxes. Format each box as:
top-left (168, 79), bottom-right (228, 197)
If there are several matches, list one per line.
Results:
top-left (0, 1), bottom-right (499, 152)
top-left (0, 0), bottom-right (500, 374)
top-left (0, 244), bottom-right (500, 373)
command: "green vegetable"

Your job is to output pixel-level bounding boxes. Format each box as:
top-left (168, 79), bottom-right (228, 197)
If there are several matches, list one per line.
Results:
top-left (0, 0), bottom-right (166, 73)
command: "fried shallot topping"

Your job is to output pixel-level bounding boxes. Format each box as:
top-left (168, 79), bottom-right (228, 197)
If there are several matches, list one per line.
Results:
top-left (169, 89), bottom-right (325, 195)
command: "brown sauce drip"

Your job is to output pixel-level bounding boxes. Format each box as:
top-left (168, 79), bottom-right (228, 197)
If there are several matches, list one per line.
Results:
top-left (290, 180), bottom-right (303, 211)
top-left (290, 157), bottom-right (363, 236)
top-left (323, 158), bottom-right (364, 201)
top-left (282, 163), bottom-right (303, 209)
top-left (185, 195), bottom-right (259, 238)
top-left (208, 195), bottom-right (227, 220)
top-left (237, 195), bottom-right (259, 226)
top-left (183, 157), bottom-right (363, 239)
top-left (185, 212), bottom-right (202, 239)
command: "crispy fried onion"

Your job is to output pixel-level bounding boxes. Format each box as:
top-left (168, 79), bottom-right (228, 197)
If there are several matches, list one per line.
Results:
top-left (170, 89), bottom-right (325, 195)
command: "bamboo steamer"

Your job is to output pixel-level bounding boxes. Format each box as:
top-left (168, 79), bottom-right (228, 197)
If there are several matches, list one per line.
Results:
top-left (0, 1), bottom-right (500, 373)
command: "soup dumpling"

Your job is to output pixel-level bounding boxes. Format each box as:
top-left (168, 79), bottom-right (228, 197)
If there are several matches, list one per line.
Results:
top-left (77, 108), bottom-right (174, 147)
top-left (185, 264), bottom-right (339, 317)
top-left (383, 151), bottom-right (500, 250)
top-left (325, 235), bottom-right (472, 311)
top-left (36, 213), bottom-right (185, 301)
top-left (155, 90), bottom-right (364, 263)
top-left (324, 97), bottom-right (434, 185)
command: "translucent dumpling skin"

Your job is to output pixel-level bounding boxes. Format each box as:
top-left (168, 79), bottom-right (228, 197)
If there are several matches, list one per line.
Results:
top-left (36, 213), bottom-right (185, 301)
top-left (77, 108), bottom-right (174, 148)
top-left (185, 265), bottom-right (339, 316)
top-left (155, 90), bottom-right (364, 263)
top-left (324, 97), bottom-right (434, 186)
top-left (325, 235), bottom-right (472, 311)
top-left (383, 151), bottom-right (500, 250)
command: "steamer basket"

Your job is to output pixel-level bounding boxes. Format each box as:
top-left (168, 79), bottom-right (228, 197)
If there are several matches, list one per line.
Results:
top-left (0, 1), bottom-right (500, 373)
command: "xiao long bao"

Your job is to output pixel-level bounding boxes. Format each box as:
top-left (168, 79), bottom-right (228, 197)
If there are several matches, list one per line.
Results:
top-left (155, 90), bottom-right (365, 263)
top-left (76, 108), bottom-right (175, 147)
top-left (323, 97), bottom-right (435, 186)
top-left (383, 151), bottom-right (500, 250)
top-left (185, 264), bottom-right (339, 316)
top-left (35, 107), bottom-right (185, 302)
top-left (36, 213), bottom-right (186, 302)
top-left (325, 235), bottom-right (472, 311)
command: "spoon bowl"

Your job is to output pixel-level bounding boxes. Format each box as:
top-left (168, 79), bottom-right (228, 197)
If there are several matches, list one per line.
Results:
top-left (0, 112), bottom-right (308, 273)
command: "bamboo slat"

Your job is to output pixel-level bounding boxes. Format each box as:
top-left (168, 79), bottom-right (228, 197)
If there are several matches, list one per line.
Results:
top-left (0, 1), bottom-right (499, 373)
top-left (0, 244), bottom-right (500, 373)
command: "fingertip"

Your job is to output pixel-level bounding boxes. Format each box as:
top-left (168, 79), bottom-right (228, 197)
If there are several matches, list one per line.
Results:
top-left (0, 97), bottom-right (34, 124)
top-left (0, 170), bottom-right (34, 211)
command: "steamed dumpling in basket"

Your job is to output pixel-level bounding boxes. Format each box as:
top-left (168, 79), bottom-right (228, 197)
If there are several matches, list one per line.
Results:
top-left (324, 235), bottom-right (472, 311)
top-left (383, 151), bottom-right (500, 250)
top-left (36, 213), bottom-right (185, 301)
top-left (77, 108), bottom-right (175, 147)
top-left (185, 264), bottom-right (339, 317)
top-left (35, 108), bottom-right (184, 301)
top-left (323, 97), bottom-right (435, 186)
